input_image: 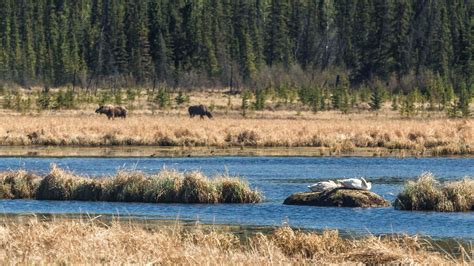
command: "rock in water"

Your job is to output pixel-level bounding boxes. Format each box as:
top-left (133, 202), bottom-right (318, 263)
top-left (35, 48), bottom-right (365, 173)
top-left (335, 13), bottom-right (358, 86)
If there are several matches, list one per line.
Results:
top-left (283, 188), bottom-right (390, 208)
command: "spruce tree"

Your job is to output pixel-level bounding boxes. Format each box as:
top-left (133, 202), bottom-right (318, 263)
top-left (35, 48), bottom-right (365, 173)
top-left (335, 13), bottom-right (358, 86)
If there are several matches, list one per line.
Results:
top-left (333, 0), bottom-right (356, 68)
top-left (458, 83), bottom-right (471, 117)
top-left (369, 87), bottom-right (383, 111)
top-left (368, 1), bottom-right (394, 80)
top-left (125, 1), bottom-right (153, 84)
top-left (0, 0), bottom-right (12, 80)
top-left (0, 1), bottom-right (471, 90)
top-left (310, 87), bottom-right (321, 113)
top-left (429, 3), bottom-right (452, 77)
top-left (10, 2), bottom-right (21, 83)
top-left (351, 0), bottom-right (371, 82)
top-left (390, 0), bottom-right (412, 80)
top-left (18, 0), bottom-right (36, 85)
top-left (400, 92), bottom-right (416, 117)
top-left (241, 90), bottom-right (251, 117)
top-left (264, 0), bottom-right (292, 66)
top-left (253, 88), bottom-right (266, 110)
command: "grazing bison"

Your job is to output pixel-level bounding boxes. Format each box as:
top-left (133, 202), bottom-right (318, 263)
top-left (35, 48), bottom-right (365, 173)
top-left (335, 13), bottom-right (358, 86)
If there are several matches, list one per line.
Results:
top-left (188, 104), bottom-right (213, 119)
top-left (95, 104), bottom-right (127, 119)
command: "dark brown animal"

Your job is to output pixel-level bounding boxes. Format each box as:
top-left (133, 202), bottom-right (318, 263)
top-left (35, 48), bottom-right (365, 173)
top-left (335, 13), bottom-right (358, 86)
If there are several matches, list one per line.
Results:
top-left (188, 105), bottom-right (213, 119)
top-left (95, 104), bottom-right (127, 119)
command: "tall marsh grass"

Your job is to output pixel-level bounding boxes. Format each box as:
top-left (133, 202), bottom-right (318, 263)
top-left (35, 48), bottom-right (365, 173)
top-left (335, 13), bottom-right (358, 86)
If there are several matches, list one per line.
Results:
top-left (0, 219), bottom-right (467, 264)
top-left (395, 173), bottom-right (474, 212)
top-left (0, 113), bottom-right (471, 155)
top-left (0, 170), bottom-right (40, 199)
top-left (0, 165), bottom-right (261, 204)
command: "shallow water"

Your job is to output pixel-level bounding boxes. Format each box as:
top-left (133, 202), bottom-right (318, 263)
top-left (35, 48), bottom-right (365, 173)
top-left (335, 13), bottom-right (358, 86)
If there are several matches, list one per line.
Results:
top-left (0, 157), bottom-right (473, 239)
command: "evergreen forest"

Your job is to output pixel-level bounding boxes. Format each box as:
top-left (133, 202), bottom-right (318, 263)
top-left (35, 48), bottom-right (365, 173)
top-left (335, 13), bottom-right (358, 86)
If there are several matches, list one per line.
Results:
top-left (0, 0), bottom-right (472, 99)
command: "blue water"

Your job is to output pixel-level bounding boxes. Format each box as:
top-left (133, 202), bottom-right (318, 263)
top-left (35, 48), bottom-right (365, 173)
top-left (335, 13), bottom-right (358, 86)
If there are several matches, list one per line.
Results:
top-left (0, 157), bottom-right (473, 239)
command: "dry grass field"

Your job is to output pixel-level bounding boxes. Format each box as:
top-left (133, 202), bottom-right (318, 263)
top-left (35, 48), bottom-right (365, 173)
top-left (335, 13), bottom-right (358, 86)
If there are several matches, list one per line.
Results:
top-left (0, 218), bottom-right (469, 264)
top-left (0, 110), bottom-right (471, 156)
top-left (0, 90), bottom-right (471, 155)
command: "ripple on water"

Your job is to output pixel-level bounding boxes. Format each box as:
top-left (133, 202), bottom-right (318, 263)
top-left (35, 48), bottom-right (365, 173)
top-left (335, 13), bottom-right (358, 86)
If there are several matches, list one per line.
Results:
top-left (0, 156), bottom-right (473, 239)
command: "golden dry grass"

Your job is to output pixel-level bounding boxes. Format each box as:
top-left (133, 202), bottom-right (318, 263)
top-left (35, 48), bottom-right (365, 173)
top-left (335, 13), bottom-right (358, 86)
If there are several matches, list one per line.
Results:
top-left (0, 165), bottom-right (262, 204)
top-left (0, 218), bottom-right (468, 264)
top-left (0, 111), bottom-right (472, 155)
top-left (395, 173), bottom-right (474, 212)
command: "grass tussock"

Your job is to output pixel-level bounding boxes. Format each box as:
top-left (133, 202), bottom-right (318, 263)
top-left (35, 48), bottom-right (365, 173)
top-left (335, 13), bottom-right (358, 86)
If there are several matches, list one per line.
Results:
top-left (0, 165), bottom-right (261, 204)
top-left (0, 170), bottom-right (40, 199)
top-left (0, 219), bottom-right (467, 264)
top-left (0, 113), bottom-right (471, 155)
top-left (395, 173), bottom-right (474, 212)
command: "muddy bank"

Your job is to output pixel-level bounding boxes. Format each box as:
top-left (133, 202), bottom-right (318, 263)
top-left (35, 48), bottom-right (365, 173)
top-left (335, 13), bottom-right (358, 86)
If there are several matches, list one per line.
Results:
top-left (0, 145), bottom-right (471, 158)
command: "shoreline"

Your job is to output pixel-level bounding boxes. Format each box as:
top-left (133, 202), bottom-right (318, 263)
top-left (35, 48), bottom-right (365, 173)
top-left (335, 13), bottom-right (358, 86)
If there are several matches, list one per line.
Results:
top-left (1, 212), bottom-right (472, 241)
top-left (0, 145), bottom-right (473, 158)
top-left (0, 212), bottom-right (471, 251)
top-left (0, 216), bottom-right (466, 264)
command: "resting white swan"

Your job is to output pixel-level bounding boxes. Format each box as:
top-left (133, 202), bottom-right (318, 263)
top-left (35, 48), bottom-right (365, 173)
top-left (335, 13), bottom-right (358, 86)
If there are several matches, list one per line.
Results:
top-left (308, 180), bottom-right (342, 192)
top-left (337, 177), bottom-right (372, 191)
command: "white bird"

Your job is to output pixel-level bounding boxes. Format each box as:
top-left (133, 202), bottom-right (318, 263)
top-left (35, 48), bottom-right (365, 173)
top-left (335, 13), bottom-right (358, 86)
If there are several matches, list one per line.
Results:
top-left (308, 180), bottom-right (342, 192)
top-left (337, 177), bottom-right (372, 191)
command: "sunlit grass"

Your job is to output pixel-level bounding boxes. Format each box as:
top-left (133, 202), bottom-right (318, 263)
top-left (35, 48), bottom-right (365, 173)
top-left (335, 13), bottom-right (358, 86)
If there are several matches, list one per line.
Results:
top-left (0, 112), bottom-right (471, 155)
top-left (0, 170), bottom-right (40, 199)
top-left (395, 173), bottom-right (474, 212)
top-left (0, 218), bottom-right (467, 264)
top-left (0, 165), bottom-right (262, 204)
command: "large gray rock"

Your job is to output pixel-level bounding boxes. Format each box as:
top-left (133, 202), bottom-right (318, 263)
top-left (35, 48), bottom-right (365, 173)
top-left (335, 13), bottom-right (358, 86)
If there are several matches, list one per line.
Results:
top-left (283, 188), bottom-right (390, 208)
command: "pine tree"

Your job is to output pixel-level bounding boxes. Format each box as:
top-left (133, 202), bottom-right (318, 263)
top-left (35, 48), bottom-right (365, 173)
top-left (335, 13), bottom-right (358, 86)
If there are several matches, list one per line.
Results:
top-left (400, 91), bottom-right (416, 117)
top-left (175, 91), bottom-right (188, 105)
top-left (242, 32), bottom-right (257, 81)
top-left (340, 85), bottom-right (350, 114)
top-left (44, 0), bottom-right (59, 86)
top-left (442, 83), bottom-right (455, 110)
top-left (264, 0), bottom-right (292, 67)
top-left (0, 0), bottom-right (12, 80)
top-left (391, 95), bottom-right (399, 110)
top-left (241, 90), bottom-right (251, 117)
top-left (351, 0), bottom-right (371, 82)
top-left (390, 0), bottom-right (412, 80)
top-left (195, 0), bottom-right (217, 78)
top-left (37, 91), bottom-right (51, 110)
top-left (18, 0), bottom-right (36, 85)
top-left (253, 88), bottom-right (266, 110)
top-left (148, 0), bottom-right (168, 82)
top-left (333, 0), bottom-right (356, 68)
top-left (125, 1), bottom-right (153, 84)
top-left (310, 87), bottom-right (321, 113)
top-left (458, 83), bottom-right (471, 117)
top-left (32, 0), bottom-right (47, 84)
top-left (429, 3), bottom-right (452, 77)
top-left (155, 87), bottom-right (171, 108)
top-left (369, 87), bottom-right (383, 111)
top-left (0, 1), bottom-right (471, 91)
top-left (113, 0), bottom-right (128, 75)
top-left (9, 2), bottom-right (22, 83)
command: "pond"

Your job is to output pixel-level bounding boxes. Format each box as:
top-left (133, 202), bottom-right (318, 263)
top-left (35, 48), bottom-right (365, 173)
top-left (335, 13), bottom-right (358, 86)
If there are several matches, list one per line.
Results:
top-left (0, 156), bottom-right (473, 239)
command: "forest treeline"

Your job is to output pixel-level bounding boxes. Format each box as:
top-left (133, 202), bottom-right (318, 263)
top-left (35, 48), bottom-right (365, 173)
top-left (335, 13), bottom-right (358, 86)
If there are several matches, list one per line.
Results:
top-left (0, 0), bottom-right (472, 94)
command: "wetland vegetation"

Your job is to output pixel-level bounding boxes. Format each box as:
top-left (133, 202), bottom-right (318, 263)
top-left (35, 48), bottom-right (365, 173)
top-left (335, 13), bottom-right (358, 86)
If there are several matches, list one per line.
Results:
top-left (0, 0), bottom-right (472, 264)
top-left (395, 173), bottom-right (474, 212)
top-left (0, 218), bottom-right (470, 265)
top-left (0, 165), bottom-right (261, 204)
top-left (0, 108), bottom-right (472, 156)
